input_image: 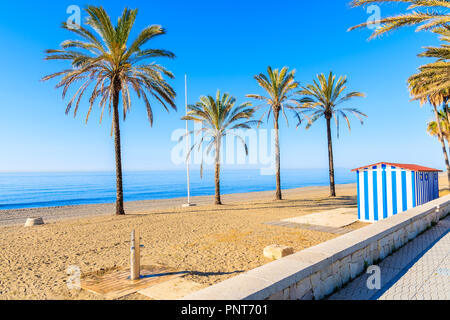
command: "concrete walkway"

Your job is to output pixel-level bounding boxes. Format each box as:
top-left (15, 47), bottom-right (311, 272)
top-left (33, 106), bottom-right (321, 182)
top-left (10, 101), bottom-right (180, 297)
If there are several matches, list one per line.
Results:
top-left (329, 216), bottom-right (450, 300)
top-left (281, 208), bottom-right (358, 228)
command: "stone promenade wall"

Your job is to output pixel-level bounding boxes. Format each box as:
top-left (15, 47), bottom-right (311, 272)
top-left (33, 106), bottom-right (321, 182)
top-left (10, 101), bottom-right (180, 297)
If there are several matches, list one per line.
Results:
top-left (182, 195), bottom-right (450, 300)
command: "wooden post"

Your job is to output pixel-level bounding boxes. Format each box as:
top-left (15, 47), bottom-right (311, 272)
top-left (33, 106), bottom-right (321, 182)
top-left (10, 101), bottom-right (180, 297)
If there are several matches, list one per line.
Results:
top-left (130, 230), bottom-right (140, 280)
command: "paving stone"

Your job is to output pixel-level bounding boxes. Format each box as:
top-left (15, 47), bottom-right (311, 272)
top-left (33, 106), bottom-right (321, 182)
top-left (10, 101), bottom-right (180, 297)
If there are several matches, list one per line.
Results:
top-left (264, 221), bottom-right (352, 235)
top-left (138, 278), bottom-right (204, 300)
top-left (281, 208), bottom-right (358, 228)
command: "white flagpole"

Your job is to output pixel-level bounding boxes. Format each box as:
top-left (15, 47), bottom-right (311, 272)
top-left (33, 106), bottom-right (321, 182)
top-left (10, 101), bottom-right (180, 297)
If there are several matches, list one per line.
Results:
top-left (183, 74), bottom-right (195, 207)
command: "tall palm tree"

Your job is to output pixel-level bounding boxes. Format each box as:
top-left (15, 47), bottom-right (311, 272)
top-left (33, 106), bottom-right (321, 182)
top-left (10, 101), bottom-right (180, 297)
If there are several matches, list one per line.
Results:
top-left (349, 0), bottom-right (450, 39)
top-left (247, 66), bottom-right (299, 201)
top-left (414, 92), bottom-right (450, 184)
top-left (297, 72), bottom-right (366, 197)
top-left (43, 6), bottom-right (176, 215)
top-left (409, 27), bottom-right (450, 184)
top-left (182, 90), bottom-right (258, 205)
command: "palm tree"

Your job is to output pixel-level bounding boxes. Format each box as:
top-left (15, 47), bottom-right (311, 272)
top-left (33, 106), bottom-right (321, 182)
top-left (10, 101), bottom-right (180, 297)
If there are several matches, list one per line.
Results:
top-left (182, 90), bottom-right (258, 205)
top-left (297, 72), bottom-right (366, 197)
top-left (417, 94), bottom-right (450, 184)
top-left (43, 6), bottom-right (176, 215)
top-left (427, 108), bottom-right (450, 142)
top-left (247, 66), bottom-right (299, 200)
top-left (408, 27), bottom-right (450, 107)
top-left (409, 28), bottom-right (450, 184)
top-left (349, 0), bottom-right (450, 39)
top-left (349, 1), bottom-right (450, 184)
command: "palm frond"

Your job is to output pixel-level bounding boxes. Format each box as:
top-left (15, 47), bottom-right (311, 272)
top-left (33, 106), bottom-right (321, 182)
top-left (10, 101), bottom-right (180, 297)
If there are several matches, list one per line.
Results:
top-left (349, 0), bottom-right (450, 39)
top-left (43, 5), bottom-right (176, 126)
top-left (298, 71), bottom-right (366, 136)
top-left (182, 90), bottom-right (258, 177)
top-left (408, 28), bottom-right (450, 106)
top-left (247, 66), bottom-right (299, 125)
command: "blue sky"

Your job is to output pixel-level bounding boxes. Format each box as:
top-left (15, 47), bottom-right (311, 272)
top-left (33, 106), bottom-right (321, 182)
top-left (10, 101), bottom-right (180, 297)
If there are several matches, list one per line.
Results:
top-left (0, 0), bottom-right (444, 172)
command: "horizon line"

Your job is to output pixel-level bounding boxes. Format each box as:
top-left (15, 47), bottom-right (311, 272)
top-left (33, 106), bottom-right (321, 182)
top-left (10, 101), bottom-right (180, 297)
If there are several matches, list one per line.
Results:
top-left (0, 167), bottom-right (358, 174)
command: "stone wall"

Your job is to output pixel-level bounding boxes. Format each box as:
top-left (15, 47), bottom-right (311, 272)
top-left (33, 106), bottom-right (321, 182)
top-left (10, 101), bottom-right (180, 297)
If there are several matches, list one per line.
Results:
top-left (182, 195), bottom-right (450, 300)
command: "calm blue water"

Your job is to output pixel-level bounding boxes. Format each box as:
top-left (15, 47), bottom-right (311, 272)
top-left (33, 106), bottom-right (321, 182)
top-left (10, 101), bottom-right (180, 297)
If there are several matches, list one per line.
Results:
top-left (0, 169), bottom-right (355, 210)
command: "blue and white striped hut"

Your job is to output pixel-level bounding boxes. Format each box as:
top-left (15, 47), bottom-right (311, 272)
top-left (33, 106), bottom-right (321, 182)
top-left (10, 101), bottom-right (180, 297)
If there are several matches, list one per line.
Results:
top-left (352, 162), bottom-right (441, 223)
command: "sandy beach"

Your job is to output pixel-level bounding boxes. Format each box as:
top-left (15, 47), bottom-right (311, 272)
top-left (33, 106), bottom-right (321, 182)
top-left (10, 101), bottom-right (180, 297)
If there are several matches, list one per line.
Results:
top-left (0, 182), bottom-right (367, 300)
top-left (0, 177), bottom-right (447, 300)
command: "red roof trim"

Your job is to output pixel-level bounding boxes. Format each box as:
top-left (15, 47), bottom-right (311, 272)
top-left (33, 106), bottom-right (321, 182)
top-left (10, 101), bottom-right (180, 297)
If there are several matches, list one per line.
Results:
top-left (351, 162), bottom-right (442, 172)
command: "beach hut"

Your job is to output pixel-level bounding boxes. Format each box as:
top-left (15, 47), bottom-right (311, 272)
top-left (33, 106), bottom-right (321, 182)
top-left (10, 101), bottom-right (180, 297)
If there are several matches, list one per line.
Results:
top-left (352, 162), bottom-right (441, 223)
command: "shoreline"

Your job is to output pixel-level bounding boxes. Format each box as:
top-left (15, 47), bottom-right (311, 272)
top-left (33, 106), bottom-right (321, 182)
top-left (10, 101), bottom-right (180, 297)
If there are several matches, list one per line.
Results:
top-left (0, 182), bottom-right (356, 227)
top-left (0, 179), bottom-right (356, 211)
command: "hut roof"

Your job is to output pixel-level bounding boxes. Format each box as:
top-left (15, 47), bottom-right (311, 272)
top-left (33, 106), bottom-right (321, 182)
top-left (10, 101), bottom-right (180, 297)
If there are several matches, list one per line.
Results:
top-left (351, 162), bottom-right (442, 172)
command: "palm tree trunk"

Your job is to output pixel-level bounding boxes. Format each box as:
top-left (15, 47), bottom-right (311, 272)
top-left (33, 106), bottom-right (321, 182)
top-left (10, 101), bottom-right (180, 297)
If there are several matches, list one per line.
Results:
top-left (112, 79), bottom-right (125, 215)
top-left (444, 99), bottom-right (450, 125)
top-left (214, 139), bottom-right (222, 205)
top-left (433, 105), bottom-right (450, 186)
top-left (326, 116), bottom-right (336, 197)
top-left (274, 111), bottom-right (282, 201)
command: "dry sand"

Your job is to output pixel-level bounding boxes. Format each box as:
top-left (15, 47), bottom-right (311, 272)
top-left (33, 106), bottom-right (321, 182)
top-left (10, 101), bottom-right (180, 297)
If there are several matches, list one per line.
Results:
top-left (0, 177), bottom-right (445, 300)
top-left (0, 183), bottom-right (362, 300)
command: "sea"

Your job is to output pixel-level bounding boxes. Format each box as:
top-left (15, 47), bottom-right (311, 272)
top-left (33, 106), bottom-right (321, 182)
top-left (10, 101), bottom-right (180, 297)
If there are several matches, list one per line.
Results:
top-left (0, 169), bottom-right (355, 210)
